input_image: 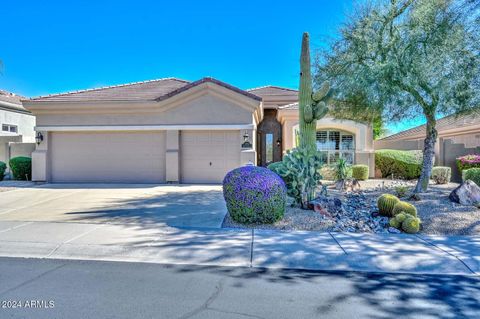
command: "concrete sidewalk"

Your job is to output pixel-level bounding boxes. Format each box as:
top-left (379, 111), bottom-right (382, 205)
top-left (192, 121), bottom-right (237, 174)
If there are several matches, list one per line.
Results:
top-left (0, 220), bottom-right (478, 275)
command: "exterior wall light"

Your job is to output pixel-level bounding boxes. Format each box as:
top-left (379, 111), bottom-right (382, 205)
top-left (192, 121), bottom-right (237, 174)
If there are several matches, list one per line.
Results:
top-left (241, 131), bottom-right (252, 148)
top-left (35, 132), bottom-right (44, 145)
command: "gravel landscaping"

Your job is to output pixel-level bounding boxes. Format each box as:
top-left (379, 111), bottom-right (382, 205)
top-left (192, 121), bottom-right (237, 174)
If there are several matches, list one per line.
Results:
top-left (222, 179), bottom-right (480, 236)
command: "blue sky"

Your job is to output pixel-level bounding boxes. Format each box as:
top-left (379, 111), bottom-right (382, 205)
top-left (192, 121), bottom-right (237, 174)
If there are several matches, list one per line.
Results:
top-left (0, 0), bottom-right (422, 134)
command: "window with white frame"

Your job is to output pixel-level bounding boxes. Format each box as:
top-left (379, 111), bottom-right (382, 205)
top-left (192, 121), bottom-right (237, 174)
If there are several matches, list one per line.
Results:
top-left (2, 124), bottom-right (18, 133)
top-left (316, 130), bottom-right (355, 164)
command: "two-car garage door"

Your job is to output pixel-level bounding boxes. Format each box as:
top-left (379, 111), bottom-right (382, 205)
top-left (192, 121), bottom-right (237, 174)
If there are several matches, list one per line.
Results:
top-left (49, 130), bottom-right (240, 184)
top-left (50, 132), bottom-right (166, 183)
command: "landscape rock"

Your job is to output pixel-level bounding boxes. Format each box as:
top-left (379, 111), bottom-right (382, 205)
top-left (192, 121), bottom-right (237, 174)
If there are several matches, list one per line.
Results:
top-left (449, 180), bottom-right (480, 206)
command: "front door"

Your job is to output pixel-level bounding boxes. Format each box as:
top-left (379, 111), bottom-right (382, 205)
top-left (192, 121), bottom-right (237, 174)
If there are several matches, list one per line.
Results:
top-left (257, 109), bottom-right (282, 167)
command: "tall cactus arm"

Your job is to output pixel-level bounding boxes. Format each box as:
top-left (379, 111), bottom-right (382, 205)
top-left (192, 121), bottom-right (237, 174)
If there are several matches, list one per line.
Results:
top-left (312, 81), bottom-right (330, 102)
top-left (303, 104), bottom-right (314, 123)
top-left (313, 101), bottom-right (328, 120)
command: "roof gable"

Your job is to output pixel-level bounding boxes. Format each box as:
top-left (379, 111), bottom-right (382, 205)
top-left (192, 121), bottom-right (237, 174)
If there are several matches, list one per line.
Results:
top-left (247, 85), bottom-right (298, 97)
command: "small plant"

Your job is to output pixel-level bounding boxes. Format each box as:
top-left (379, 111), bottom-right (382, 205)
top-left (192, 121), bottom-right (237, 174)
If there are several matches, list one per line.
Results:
top-left (352, 164), bottom-right (369, 180)
top-left (463, 168), bottom-right (480, 186)
top-left (269, 147), bottom-right (324, 208)
top-left (223, 166), bottom-right (286, 224)
top-left (377, 194), bottom-right (400, 217)
top-left (392, 201), bottom-right (417, 217)
top-left (319, 165), bottom-right (336, 181)
top-left (334, 158), bottom-right (351, 181)
top-left (9, 156), bottom-right (31, 180)
top-left (431, 166), bottom-right (451, 184)
top-left (0, 161), bottom-right (6, 181)
top-left (394, 185), bottom-right (409, 198)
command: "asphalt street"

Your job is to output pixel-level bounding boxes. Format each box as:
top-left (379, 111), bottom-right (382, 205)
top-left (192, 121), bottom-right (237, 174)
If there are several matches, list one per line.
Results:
top-left (0, 257), bottom-right (479, 319)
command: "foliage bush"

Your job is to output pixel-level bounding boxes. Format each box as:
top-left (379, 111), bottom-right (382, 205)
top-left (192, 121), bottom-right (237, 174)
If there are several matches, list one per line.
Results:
top-left (319, 165), bottom-right (336, 181)
top-left (0, 161), bottom-right (6, 181)
top-left (9, 156), bottom-right (31, 180)
top-left (392, 201), bottom-right (417, 217)
top-left (223, 166), bottom-right (286, 224)
top-left (375, 149), bottom-right (422, 179)
top-left (394, 185), bottom-right (409, 198)
top-left (334, 158), bottom-right (352, 181)
top-left (377, 194), bottom-right (400, 217)
top-left (431, 166), bottom-right (451, 184)
top-left (456, 154), bottom-right (480, 172)
top-left (352, 164), bottom-right (369, 180)
top-left (463, 168), bottom-right (480, 187)
top-left (269, 148), bottom-right (324, 207)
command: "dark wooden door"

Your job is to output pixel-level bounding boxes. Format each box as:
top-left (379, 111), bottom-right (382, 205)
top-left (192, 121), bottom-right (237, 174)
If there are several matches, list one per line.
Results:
top-left (257, 109), bottom-right (282, 166)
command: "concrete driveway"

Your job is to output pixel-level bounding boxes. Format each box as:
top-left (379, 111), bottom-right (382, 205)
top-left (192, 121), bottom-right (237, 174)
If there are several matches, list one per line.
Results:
top-left (0, 184), bottom-right (227, 228)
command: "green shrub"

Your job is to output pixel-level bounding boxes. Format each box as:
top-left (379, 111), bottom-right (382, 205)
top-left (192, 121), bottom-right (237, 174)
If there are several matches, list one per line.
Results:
top-left (431, 166), bottom-right (451, 184)
top-left (9, 156), bottom-right (31, 180)
top-left (267, 161), bottom-right (283, 174)
top-left (352, 164), bottom-right (369, 180)
top-left (0, 161), bottom-right (6, 181)
top-left (319, 165), bottom-right (336, 181)
top-left (377, 194), bottom-right (400, 217)
top-left (394, 185), bottom-right (409, 198)
top-left (334, 158), bottom-right (352, 181)
top-left (375, 149), bottom-right (422, 179)
top-left (463, 168), bottom-right (480, 186)
top-left (392, 201), bottom-right (417, 217)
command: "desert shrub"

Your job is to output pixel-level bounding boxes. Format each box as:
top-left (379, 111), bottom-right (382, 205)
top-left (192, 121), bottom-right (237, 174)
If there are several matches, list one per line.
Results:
top-left (334, 158), bottom-right (352, 181)
top-left (352, 164), bottom-right (369, 180)
top-left (463, 168), bottom-right (480, 186)
top-left (223, 166), bottom-right (286, 224)
top-left (377, 194), bottom-right (400, 217)
top-left (457, 154), bottom-right (480, 172)
top-left (319, 165), bottom-right (337, 181)
top-left (9, 156), bottom-right (31, 180)
top-left (267, 161), bottom-right (283, 174)
top-left (392, 201), bottom-right (417, 217)
top-left (0, 161), bottom-right (6, 181)
top-left (270, 148), bottom-right (324, 207)
top-left (431, 166), bottom-right (451, 184)
top-left (375, 149), bottom-right (422, 179)
top-left (394, 185), bottom-right (409, 198)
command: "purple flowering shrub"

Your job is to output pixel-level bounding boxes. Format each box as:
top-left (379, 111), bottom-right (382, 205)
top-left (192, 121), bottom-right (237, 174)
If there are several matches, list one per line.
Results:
top-left (223, 166), bottom-right (286, 224)
top-left (456, 154), bottom-right (480, 172)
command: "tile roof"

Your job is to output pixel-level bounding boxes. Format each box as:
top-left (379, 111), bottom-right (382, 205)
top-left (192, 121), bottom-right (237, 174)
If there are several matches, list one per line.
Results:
top-left (278, 102), bottom-right (299, 110)
top-left (29, 77), bottom-right (261, 102)
top-left (29, 78), bottom-right (189, 102)
top-left (247, 85), bottom-right (298, 97)
top-left (380, 111), bottom-right (480, 141)
top-left (0, 90), bottom-right (30, 113)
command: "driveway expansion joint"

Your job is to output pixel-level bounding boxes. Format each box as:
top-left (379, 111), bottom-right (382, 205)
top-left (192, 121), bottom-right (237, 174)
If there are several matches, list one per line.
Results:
top-left (329, 232), bottom-right (348, 255)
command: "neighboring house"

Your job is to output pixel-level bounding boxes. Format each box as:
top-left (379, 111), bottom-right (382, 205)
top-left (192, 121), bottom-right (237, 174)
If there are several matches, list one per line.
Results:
top-left (0, 90), bottom-right (35, 142)
top-left (24, 77), bottom-right (374, 184)
top-left (375, 111), bottom-right (480, 181)
top-left (0, 90), bottom-right (36, 169)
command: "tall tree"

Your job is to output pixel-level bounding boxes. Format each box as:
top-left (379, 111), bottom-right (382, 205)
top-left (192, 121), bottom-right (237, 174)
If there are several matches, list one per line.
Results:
top-left (315, 0), bottom-right (480, 192)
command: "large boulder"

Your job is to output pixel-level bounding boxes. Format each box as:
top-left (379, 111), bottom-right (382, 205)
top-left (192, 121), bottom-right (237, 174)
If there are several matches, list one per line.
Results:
top-left (449, 180), bottom-right (480, 206)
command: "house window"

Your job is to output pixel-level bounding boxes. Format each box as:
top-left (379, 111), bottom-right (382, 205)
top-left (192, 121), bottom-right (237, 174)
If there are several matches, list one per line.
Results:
top-left (2, 124), bottom-right (17, 133)
top-left (316, 130), bottom-right (355, 164)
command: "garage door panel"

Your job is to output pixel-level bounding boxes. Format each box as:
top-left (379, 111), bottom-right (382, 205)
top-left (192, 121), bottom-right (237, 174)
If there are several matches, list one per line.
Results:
top-left (180, 131), bottom-right (241, 183)
top-left (51, 132), bottom-right (166, 183)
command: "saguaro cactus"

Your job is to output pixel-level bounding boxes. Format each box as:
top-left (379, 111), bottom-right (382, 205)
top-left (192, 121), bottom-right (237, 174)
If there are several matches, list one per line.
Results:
top-left (298, 32), bottom-right (331, 152)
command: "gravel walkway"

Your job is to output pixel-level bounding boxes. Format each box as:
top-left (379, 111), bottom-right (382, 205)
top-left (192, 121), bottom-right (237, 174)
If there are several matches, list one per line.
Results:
top-left (222, 179), bottom-right (480, 236)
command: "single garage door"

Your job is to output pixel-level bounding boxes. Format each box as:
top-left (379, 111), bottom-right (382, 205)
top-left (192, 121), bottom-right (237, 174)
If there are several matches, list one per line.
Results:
top-left (50, 131), bottom-right (166, 183)
top-left (180, 131), bottom-right (240, 183)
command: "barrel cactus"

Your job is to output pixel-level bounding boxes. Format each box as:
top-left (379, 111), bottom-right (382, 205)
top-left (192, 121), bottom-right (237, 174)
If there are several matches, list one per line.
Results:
top-left (298, 32), bottom-right (331, 152)
top-left (389, 218), bottom-right (401, 228)
top-left (377, 194), bottom-right (400, 217)
top-left (392, 201), bottom-right (417, 217)
top-left (223, 166), bottom-right (286, 224)
top-left (401, 216), bottom-right (421, 234)
top-left (394, 212), bottom-right (408, 223)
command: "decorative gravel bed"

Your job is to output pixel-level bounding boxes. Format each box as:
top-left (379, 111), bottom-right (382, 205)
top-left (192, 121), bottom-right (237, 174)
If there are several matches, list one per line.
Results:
top-left (222, 179), bottom-right (480, 235)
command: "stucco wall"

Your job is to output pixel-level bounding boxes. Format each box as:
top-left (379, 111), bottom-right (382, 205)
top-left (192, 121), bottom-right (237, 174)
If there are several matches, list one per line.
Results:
top-left (0, 109), bottom-right (36, 143)
top-left (35, 94), bottom-right (254, 127)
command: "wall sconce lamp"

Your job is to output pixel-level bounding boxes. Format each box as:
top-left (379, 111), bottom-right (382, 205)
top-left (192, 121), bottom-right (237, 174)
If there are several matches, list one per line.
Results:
top-left (241, 131), bottom-right (252, 148)
top-left (35, 132), bottom-right (44, 145)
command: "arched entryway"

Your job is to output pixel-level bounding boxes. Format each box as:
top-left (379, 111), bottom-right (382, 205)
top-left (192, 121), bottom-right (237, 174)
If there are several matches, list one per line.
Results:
top-left (257, 109), bottom-right (282, 166)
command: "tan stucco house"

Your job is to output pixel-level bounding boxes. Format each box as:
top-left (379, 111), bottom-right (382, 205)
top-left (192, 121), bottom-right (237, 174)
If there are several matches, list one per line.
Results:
top-left (24, 77), bottom-right (374, 184)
